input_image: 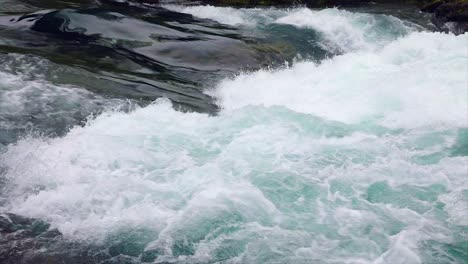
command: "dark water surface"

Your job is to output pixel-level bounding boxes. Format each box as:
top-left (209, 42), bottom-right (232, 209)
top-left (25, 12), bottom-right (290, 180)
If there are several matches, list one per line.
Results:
top-left (0, 1), bottom-right (467, 264)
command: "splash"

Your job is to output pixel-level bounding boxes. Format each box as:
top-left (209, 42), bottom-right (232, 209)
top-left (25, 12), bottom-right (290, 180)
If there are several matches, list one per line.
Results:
top-left (0, 64), bottom-right (124, 145)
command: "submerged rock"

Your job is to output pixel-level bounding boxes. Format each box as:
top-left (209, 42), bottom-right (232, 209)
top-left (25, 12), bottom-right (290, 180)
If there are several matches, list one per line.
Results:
top-left (0, 214), bottom-right (108, 264)
top-left (0, 213), bottom-right (165, 264)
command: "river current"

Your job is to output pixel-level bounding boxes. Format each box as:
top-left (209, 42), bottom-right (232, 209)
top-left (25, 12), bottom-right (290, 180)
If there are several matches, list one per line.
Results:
top-left (0, 1), bottom-right (467, 263)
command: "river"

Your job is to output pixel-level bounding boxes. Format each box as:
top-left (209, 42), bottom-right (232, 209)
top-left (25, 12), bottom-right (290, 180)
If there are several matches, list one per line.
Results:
top-left (0, 1), bottom-right (467, 263)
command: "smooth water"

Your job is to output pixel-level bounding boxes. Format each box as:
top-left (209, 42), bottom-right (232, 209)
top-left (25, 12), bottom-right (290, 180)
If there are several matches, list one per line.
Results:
top-left (0, 2), bottom-right (467, 264)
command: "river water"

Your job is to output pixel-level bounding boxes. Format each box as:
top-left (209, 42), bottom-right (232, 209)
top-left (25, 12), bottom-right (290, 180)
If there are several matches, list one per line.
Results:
top-left (0, 1), bottom-right (467, 263)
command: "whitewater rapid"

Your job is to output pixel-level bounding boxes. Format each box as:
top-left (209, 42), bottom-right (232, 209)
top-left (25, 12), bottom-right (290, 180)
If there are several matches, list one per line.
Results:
top-left (1, 5), bottom-right (467, 264)
top-left (163, 6), bottom-right (420, 52)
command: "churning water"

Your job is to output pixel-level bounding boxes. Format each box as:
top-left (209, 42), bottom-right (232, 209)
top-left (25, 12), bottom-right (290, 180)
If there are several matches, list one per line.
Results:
top-left (0, 3), bottom-right (467, 264)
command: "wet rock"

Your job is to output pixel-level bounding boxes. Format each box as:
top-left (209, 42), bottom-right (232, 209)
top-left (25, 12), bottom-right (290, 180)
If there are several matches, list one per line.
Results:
top-left (1, 7), bottom-right (245, 113)
top-left (434, 2), bottom-right (468, 22)
top-left (421, 0), bottom-right (468, 34)
top-left (30, 10), bottom-right (94, 40)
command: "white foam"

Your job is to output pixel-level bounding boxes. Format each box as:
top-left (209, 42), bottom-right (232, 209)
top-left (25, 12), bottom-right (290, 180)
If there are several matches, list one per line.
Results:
top-left (1, 97), bottom-right (466, 262)
top-left (275, 8), bottom-right (416, 52)
top-left (211, 32), bottom-right (468, 128)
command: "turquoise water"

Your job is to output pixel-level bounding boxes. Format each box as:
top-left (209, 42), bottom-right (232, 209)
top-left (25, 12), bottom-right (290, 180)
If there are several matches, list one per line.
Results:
top-left (0, 3), bottom-right (467, 264)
